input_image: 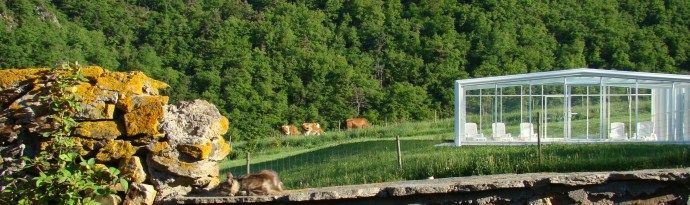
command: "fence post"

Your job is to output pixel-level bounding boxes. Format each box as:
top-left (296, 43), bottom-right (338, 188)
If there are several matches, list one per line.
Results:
top-left (246, 152), bottom-right (251, 175)
top-left (396, 135), bottom-right (402, 170)
top-left (434, 110), bottom-right (437, 122)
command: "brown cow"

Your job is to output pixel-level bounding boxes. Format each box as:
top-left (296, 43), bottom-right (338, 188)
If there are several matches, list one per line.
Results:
top-left (302, 122), bottom-right (324, 136)
top-left (280, 125), bottom-right (300, 136)
top-left (346, 117), bottom-right (370, 129)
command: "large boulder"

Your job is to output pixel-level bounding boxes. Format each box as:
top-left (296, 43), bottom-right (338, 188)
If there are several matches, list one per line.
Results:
top-left (149, 100), bottom-right (231, 200)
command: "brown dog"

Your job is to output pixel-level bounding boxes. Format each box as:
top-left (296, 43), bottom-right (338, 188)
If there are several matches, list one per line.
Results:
top-left (237, 170), bottom-right (284, 195)
top-left (218, 172), bottom-right (240, 196)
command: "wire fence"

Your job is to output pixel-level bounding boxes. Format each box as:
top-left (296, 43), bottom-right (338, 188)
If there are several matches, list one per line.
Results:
top-left (219, 109), bottom-right (690, 190)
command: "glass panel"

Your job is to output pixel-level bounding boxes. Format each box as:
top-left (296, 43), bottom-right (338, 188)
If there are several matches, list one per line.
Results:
top-left (570, 86), bottom-right (600, 139)
top-left (545, 96), bottom-right (565, 139)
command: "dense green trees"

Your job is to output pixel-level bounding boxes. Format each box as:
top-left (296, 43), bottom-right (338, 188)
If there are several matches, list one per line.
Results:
top-left (1, 0), bottom-right (689, 141)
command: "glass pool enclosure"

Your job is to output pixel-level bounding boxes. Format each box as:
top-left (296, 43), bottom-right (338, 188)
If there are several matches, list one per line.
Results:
top-left (453, 68), bottom-right (690, 146)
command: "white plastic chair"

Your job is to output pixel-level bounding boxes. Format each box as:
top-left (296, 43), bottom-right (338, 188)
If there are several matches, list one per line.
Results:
top-left (492, 122), bottom-right (513, 141)
top-left (464, 123), bottom-right (487, 141)
top-left (518, 123), bottom-right (538, 141)
top-left (608, 122), bottom-right (627, 140)
top-left (635, 121), bottom-right (656, 141)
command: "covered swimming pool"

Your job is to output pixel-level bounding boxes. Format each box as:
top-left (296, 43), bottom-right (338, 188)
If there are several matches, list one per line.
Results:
top-left (453, 68), bottom-right (690, 146)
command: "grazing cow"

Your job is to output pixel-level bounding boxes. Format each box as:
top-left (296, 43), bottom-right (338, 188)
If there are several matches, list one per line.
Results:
top-left (302, 122), bottom-right (324, 136)
top-left (346, 117), bottom-right (370, 129)
top-left (280, 125), bottom-right (300, 136)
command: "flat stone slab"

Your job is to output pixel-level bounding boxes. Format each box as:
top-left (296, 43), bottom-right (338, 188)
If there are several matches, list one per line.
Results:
top-left (174, 168), bottom-right (690, 204)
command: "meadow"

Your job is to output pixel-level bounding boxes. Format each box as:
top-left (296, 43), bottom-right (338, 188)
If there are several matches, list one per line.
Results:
top-left (221, 113), bottom-right (690, 190)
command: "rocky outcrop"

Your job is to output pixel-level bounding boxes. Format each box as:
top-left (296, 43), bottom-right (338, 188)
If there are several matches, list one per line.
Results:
top-left (176, 168), bottom-right (690, 204)
top-left (0, 67), bottom-right (232, 204)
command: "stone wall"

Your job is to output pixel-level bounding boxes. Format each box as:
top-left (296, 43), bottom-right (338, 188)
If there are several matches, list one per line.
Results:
top-left (0, 67), bottom-right (231, 204)
top-left (177, 168), bottom-right (690, 204)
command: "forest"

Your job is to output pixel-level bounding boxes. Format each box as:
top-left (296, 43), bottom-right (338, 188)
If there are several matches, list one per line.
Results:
top-left (1, 0), bottom-right (689, 141)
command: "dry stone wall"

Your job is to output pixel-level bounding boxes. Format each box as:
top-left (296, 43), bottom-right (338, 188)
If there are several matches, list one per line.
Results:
top-left (177, 168), bottom-right (690, 204)
top-left (0, 66), bottom-right (231, 204)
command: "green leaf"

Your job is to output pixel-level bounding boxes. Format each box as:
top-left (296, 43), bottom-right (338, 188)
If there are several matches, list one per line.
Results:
top-left (119, 178), bottom-right (129, 192)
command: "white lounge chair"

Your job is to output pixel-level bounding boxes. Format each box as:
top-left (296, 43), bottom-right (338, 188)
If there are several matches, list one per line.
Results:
top-left (492, 122), bottom-right (513, 141)
top-left (608, 122), bottom-right (627, 140)
top-left (464, 123), bottom-right (487, 141)
top-left (635, 121), bottom-right (656, 141)
top-left (518, 123), bottom-right (538, 141)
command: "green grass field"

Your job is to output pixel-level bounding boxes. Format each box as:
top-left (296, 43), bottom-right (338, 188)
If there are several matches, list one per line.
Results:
top-left (220, 114), bottom-right (690, 190)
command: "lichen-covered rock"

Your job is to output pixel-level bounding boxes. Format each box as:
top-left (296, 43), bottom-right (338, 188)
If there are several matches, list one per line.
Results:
top-left (74, 121), bottom-right (123, 140)
top-left (160, 100), bottom-right (229, 146)
top-left (96, 139), bottom-right (136, 163)
top-left (147, 100), bottom-right (231, 200)
top-left (119, 156), bottom-right (147, 183)
top-left (96, 71), bottom-right (168, 96)
top-left (123, 95), bottom-right (168, 137)
top-left (123, 183), bottom-right (157, 205)
top-left (148, 151), bottom-right (219, 179)
top-left (0, 69), bottom-right (44, 90)
top-left (177, 140), bottom-right (214, 160)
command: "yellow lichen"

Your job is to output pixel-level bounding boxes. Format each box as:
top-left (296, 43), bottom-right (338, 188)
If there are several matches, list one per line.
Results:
top-left (177, 141), bottom-right (214, 160)
top-left (72, 83), bottom-right (99, 104)
top-left (213, 138), bottom-right (232, 160)
top-left (105, 104), bottom-right (116, 118)
top-left (123, 96), bottom-right (168, 137)
top-left (74, 121), bottom-right (123, 140)
top-left (218, 117), bottom-right (230, 135)
top-left (96, 139), bottom-right (136, 163)
top-left (80, 66), bottom-right (105, 79)
top-left (96, 71), bottom-right (168, 95)
top-left (0, 68), bottom-right (45, 89)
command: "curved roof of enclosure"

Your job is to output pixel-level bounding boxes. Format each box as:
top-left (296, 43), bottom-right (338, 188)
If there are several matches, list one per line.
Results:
top-left (456, 68), bottom-right (690, 90)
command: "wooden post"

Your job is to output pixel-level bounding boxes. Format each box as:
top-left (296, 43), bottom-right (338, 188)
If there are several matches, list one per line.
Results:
top-left (434, 110), bottom-right (437, 122)
top-left (245, 152), bottom-right (251, 175)
top-left (396, 135), bottom-right (402, 170)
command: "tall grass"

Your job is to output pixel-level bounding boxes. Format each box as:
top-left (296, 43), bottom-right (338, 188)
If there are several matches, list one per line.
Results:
top-left (221, 140), bottom-right (690, 189)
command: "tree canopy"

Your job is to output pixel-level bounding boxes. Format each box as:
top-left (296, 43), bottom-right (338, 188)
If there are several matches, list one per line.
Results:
top-left (1, 0), bottom-right (689, 141)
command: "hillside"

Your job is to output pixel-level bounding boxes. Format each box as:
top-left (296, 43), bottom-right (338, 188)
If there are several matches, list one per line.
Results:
top-left (1, 0), bottom-right (689, 140)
